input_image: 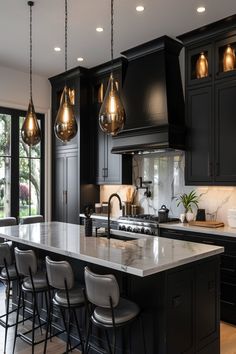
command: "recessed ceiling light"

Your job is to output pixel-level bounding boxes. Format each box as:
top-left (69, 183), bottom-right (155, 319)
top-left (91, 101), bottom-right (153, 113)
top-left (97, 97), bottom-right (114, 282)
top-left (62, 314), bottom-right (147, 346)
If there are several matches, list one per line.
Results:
top-left (54, 47), bottom-right (61, 52)
top-left (77, 57), bottom-right (84, 62)
top-left (96, 27), bottom-right (104, 32)
top-left (197, 6), bottom-right (206, 13)
top-left (136, 5), bottom-right (144, 12)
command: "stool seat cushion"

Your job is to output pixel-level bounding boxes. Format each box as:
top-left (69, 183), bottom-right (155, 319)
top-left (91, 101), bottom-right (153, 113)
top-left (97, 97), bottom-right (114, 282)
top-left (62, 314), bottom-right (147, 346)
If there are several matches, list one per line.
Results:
top-left (0, 264), bottom-right (17, 281)
top-left (22, 272), bottom-right (47, 291)
top-left (53, 288), bottom-right (84, 307)
top-left (93, 298), bottom-right (140, 326)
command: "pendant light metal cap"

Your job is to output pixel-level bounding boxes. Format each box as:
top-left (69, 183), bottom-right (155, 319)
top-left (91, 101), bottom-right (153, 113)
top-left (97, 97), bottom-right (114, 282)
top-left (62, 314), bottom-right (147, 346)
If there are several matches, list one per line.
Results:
top-left (21, 98), bottom-right (41, 146)
top-left (54, 85), bottom-right (78, 143)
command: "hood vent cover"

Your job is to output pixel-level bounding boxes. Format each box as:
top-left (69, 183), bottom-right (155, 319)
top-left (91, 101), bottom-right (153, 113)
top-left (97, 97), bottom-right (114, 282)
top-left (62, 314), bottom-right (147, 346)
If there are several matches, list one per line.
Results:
top-left (111, 36), bottom-right (185, 154)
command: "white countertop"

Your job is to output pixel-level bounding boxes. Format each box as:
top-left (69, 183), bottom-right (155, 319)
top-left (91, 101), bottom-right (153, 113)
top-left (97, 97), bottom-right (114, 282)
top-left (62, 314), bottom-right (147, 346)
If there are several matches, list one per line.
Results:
top-left (160, 222), bottom-right (236, 238)
top-left (0, 222), bottom-right (223, 277)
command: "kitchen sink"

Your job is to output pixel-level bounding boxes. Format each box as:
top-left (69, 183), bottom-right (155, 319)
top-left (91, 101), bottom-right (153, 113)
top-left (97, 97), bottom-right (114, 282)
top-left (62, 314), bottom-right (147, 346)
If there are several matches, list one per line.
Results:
top-left (97, 230), bottom-right (137, 242)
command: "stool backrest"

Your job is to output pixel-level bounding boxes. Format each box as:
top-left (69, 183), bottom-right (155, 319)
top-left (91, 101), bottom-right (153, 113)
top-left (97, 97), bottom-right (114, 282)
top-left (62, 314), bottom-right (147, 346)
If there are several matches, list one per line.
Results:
top-left (0, 243), bottom-right (12, 267)
top-left (46, 256), bottom-right (74, 290)
top-left (84, 267), bottom-right (120, 308)
top-left (20, 215), bottom-right (44, 225)
top-left (14, 247), bottom-right (37, 276)
top-left (0, 217), bottom-right (17, 227)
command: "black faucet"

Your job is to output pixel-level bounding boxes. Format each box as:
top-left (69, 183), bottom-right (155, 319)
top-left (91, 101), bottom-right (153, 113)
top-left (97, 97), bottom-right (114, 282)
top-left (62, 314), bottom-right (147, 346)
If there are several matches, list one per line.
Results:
top-left (107, 193), bottom-right (122, 239)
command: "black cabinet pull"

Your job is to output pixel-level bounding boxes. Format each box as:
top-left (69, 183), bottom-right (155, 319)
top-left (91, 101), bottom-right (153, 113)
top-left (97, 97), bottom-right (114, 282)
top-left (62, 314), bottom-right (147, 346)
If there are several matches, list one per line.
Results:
top-left (208, 162), bottom-right (213, 177)
top-left (203, 240), bottom-right (215, 245)
top-left (221, 267), bottom-right (236, 273)
top-left (216, 162), bottom-right (220, 176)
top-left (102, 168), bottom-right (108, 178)
top-left (172, 295), bottom-right (182, 308)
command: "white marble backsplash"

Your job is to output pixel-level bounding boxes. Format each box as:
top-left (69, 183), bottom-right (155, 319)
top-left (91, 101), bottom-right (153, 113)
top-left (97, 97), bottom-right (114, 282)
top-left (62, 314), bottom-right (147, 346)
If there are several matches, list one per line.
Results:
top-left (100, 152), bottom-right (236, 225)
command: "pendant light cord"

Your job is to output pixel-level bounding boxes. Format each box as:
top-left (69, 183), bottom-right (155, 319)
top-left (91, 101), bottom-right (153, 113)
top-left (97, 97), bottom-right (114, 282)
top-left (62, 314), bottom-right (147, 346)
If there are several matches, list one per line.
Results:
top-left (111, 0), bottom-right (114, 71)
top-left (29, 1), bottom-right (33, 100)
top-left (65, 0), bottom-right (68, 73)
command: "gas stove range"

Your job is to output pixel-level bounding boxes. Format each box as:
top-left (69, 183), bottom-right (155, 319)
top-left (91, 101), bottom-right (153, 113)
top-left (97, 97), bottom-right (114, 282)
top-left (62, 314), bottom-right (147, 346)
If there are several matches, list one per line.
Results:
top-left (117, 214), bottom-right (179, 236)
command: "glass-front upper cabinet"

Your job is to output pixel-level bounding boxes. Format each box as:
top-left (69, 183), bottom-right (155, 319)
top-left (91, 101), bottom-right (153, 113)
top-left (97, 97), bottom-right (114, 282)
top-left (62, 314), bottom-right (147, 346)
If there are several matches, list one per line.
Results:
top-left (186, 44), bottom-right (212, 86)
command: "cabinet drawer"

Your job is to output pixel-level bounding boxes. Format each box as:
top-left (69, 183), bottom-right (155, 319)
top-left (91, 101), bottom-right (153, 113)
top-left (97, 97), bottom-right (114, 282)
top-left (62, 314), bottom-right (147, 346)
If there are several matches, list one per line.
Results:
top-left (221, 255), bottom-right (236, 280)
top-left (221, 282), bottom-right (236, 304)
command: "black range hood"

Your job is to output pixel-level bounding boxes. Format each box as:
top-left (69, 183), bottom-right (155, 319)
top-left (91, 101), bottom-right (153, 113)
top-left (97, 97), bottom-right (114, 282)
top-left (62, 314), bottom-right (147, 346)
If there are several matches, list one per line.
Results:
top-left (111, 36), bottom-right (185, 154)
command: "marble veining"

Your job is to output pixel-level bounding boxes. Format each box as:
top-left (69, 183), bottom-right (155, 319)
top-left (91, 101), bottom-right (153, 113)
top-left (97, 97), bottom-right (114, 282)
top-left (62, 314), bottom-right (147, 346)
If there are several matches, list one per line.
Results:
top-left (100, 152), bottom-right (236, 225)
top-left (0, 222), bottom-right (223, 277)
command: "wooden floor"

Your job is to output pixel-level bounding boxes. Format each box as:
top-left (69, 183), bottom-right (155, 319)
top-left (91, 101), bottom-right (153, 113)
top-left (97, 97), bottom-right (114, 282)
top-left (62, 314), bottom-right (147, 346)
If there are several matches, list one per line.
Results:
top-left (0, 286), bottom-right (235, 353)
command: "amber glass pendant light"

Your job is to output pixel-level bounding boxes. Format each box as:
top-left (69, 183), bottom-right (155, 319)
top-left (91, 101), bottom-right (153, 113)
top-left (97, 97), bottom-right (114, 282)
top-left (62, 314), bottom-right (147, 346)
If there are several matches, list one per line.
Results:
top-left (196, 52), bottom-right (208, 79)
top-left (54, 0), bottom-right (77, 143)
top-left (21, 1), bottom-right (41, 146)
top-left (99, 0), bottom-right (125, 136)
top-left (223, 44), bottom-right (235, 72)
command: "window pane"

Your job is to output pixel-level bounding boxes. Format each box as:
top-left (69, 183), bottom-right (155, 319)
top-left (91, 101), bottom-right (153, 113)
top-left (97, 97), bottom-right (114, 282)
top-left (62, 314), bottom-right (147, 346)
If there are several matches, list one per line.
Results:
top-left (0, 114), bottom-right (11, 156)
top-left (0, 157), bottom-right (11, 217)
top-left (19, 158), bottom-right (30, 217)
top-left (19, 116), bottom-right (41, 158)
top-left (19, 158), bottom-right (40, 216)
top-left (30, 159), bottom-right (40, 215)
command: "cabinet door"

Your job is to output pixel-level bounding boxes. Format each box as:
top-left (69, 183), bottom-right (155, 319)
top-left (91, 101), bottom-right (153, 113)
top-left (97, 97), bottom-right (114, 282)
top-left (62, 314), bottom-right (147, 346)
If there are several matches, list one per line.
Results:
top-left (105, 135), bottom-right (122, 184)
top-left (214, 80), bottom-right (236, 183)
top-left (196, 259), bottom-right (219, 351)
top-left (54, 154), bottom-right (66, 222)
top-left (96, 125), bottom-right (106, 184)
top-left (166, 269), bottom-right (194, 354)
top-left (66, 152), bottom-right (79, 224)
top-left (185, 86), bottom-right (213, 184)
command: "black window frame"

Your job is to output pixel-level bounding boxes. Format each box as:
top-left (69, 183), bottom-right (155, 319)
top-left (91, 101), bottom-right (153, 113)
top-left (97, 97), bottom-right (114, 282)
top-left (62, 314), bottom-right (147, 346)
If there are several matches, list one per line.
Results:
top-left (0, 106), bottom-right (45, 220)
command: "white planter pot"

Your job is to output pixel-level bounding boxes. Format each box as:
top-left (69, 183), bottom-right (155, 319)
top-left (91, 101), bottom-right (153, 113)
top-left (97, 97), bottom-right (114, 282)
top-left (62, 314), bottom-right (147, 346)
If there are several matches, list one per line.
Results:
top-left (186, 212), bottom-right (194, 222)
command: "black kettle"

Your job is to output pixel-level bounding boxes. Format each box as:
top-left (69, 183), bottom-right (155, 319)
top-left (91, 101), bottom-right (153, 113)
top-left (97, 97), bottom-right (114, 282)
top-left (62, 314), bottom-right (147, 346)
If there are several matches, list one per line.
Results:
top-left (158, 205), bottom-right (169, 223)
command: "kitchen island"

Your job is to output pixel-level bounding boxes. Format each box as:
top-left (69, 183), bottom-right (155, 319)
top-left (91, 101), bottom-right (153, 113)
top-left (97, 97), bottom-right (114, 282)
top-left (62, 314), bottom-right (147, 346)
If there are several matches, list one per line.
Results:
top-left (0, 222), bottom-right (224, 354)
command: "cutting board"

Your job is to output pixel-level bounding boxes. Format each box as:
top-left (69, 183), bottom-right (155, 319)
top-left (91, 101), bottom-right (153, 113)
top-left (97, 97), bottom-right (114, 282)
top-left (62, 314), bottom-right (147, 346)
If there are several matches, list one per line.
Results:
top-left (189, 221), bottom-right (224, 228)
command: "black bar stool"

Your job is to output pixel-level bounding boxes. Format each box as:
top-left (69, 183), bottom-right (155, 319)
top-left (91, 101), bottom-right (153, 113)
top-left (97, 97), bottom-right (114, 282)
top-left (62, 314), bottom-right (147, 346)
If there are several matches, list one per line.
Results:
top-left (13, 247), bottom-right (48, 354)
top-left (0, 242), bottom-right (18, 353)
top-left (84, 267), bottom-right (146, 354)
top-left (20, 215), bottom-right (44, 225)
top-left (0, 217), bottom-right (17, 227)
top-left (44, 256), bottom-right (85, 354)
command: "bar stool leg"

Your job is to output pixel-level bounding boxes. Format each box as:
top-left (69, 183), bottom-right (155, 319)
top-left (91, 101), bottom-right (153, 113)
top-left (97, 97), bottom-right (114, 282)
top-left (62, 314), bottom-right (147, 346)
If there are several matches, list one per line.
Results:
top-left (73, 308), bottom-right (84, 354)
top-left (32, 294), bottom-right (36, 354)
top-left (3, 286), bottom-right (10, 354)
top-left (12, 287), bottom-right (22, 354)
top-left (105, 329), bottom-right (112, 354)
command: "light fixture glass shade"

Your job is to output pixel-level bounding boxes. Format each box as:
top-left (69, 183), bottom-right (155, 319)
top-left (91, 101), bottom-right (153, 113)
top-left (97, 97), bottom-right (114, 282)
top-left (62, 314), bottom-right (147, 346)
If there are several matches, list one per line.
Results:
top-left (54, 85), bottom-right (78, 142)
top-left (196, 52), bottom-right (208, 79)
top-left (99, 74), bottom-right (125, 136)
top-left (223, 45), bottom-right (235, 72)
top-left (21, 98), bottom-right (41, 146)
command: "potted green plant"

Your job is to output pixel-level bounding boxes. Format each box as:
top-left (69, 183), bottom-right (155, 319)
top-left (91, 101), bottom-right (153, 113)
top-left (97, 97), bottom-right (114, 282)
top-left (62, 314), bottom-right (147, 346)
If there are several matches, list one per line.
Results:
top-left (176, 190), bottom-right (200, 222)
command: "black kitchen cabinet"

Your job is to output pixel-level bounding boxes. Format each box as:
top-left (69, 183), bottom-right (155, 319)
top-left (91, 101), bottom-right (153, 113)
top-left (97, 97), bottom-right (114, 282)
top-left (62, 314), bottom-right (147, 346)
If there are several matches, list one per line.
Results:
top-left (159, 227), bottom-right (236, 325)
top-left (186, 86), bottom-right (213, 183)
top-left (214, 80), bottom-right (236, 182)
top-left (55, 148), bottom-right (78, 223)
top-left (178, 15), bottom-right (236, 185)
top-left (90, 59), bottom-right (132, 185)
top-left (50, 67), bottom-right (100, 223)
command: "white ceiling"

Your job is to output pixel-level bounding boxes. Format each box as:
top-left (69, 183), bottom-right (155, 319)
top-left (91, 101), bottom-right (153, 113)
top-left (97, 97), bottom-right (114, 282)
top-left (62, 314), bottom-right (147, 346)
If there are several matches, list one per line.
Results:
top-left (1, 0), bottom-right (236, 77)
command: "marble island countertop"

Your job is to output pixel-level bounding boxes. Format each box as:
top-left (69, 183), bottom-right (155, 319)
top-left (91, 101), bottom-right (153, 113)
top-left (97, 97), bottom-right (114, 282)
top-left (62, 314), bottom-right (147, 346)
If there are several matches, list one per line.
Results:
top-left (159, 222), bottom-right (236, 238)
top-left (0, 222), bottom-right (223, 277)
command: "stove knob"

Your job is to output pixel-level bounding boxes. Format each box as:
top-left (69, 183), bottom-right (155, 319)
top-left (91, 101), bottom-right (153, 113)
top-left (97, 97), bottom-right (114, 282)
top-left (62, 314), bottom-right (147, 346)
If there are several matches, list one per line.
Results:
top-left (145, 229), bottom-right (151, 235)
top-left (121, 225), bottom-right (126, 231)
top-left (141, 227), bottom-right (145, 234)
top-left (119, 225), bottom-right (122, 230)
top-left (127, 226), bottom-right (132, 232)
top-left (133, 228), bottom-right (139, 233)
